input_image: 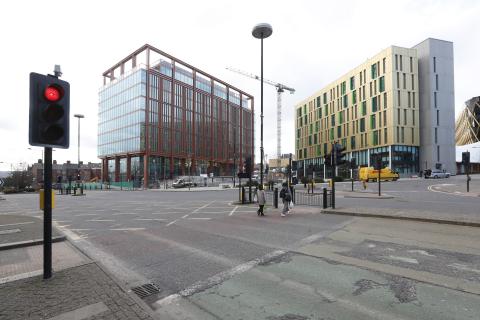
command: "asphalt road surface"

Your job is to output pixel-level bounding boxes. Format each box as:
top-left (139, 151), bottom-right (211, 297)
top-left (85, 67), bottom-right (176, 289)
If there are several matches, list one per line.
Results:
top-left (2, 178), bottom-right (479, 319)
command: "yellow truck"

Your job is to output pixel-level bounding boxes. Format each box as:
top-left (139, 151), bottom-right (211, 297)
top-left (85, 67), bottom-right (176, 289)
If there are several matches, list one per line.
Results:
top-left (359, 167), bottom-right (399, 182)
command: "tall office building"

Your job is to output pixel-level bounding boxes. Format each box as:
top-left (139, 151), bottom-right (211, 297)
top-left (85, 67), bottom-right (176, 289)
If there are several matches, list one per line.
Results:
top-left (295, 38), bottom-right (455, 177)
top-left (98, 44), bottom-right (254, 187)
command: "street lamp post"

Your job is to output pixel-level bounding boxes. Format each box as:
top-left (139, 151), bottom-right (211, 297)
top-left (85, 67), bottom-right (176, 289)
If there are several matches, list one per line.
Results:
top-left (74, 114), bottom-right (85, 183)
top-left (252, 23), bottom-right (273, 187)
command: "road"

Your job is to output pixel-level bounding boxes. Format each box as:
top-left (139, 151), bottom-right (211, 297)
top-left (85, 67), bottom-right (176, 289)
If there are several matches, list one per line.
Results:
top-left (1, 177), bottom-right (479, 319)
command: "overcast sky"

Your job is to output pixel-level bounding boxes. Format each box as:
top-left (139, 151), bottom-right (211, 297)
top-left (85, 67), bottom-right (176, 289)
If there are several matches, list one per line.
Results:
top-left (1, 0), bottom-right (480, 171)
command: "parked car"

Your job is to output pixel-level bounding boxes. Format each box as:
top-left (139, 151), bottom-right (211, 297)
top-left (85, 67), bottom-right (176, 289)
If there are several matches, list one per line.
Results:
top-left (425, 169), bottom-right (450, 179)
top-left (172, 179), bottom-right (197, 188)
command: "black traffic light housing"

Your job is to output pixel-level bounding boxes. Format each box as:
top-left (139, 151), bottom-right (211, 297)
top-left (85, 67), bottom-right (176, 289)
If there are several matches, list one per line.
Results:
top-left (350, 157), bottom-right (357, 169)
top-left (462, 151), bottom-right (470, 165)
top-left (324, 153), bottom-right (332, 166)
top-left (372, 154), bottom-right (382, 170)
top-left (29, 73), bottom-right (70, 148)
top-left (245, 156), bottom-right (252, 177)
top-left (292, 161), bottom-right (298, 171)
top-left (334, 143), bottom-right (347, 166)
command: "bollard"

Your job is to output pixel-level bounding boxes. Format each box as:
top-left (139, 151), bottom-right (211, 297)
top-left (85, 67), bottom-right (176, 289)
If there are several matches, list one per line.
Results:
top-left (274, 187), bottom-right (279, 208)
top-left (323, 188), bottom-right (327, 209)
top-left (241, 187), bottom-right (246, 204)
top-left (290, 186), bottom-right (295, 204)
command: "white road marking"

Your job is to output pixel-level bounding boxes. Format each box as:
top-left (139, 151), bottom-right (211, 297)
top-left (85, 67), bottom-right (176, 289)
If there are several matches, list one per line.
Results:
top-left (109, 228), bottom-right (146, 231)
top-left (228, 206), bottom-right (239, 216)
top-left (86, 219), bottom-right (115, 222)
top-left (407, 249), bottom-right (436, 257)
top-left (112, 212), bottom-right (137, 215)
top-left (166, 219), bottom-right (179, 227)
top-left (367, 244), bottom-right (376, 248)
top-left (70, 229), bottom-right (92, 231)
top-left (181, 214), bottom-right (189, 219)
top-left (0, 221), bottom-right (35, 227)
top-left (152, 212), bottom-right (174, 215)
top-left (188, 218), bottom-right (211, 220)
top-left (134, 218), bottom-right (166, 221)
top-left (448, 263), bottom-right (480, 274)
top-left (0, 229), bottom-right (21, 235)
top-left (386, 255), bottom-right (419, 264)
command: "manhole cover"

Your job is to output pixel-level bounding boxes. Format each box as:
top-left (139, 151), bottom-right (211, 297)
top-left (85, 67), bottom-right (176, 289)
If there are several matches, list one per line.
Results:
top-left (131, 283), bottom-right (160, 299)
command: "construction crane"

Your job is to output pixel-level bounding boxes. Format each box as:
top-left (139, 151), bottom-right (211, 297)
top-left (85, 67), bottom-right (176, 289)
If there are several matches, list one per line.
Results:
top-left (226, 67), bottom-right (295, 171)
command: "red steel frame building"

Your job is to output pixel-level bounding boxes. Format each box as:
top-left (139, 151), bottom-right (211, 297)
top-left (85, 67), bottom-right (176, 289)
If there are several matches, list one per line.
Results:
top-left (98, 44), bottom-right (254, 187)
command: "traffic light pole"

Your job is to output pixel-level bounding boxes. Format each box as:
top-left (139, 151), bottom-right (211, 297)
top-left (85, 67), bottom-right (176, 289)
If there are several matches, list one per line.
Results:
top-left (43, 146), bottom-right (52, 279)
top-left (331, 145), bottom-right (335, 209)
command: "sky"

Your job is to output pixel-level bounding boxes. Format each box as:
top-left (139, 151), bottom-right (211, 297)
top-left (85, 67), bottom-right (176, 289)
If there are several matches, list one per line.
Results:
top-left (1, 0), bottom-right (480, 171)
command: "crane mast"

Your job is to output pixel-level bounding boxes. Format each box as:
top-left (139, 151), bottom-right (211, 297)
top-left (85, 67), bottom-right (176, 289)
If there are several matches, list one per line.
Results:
top-left (226, 67), bottom-right (295, 173)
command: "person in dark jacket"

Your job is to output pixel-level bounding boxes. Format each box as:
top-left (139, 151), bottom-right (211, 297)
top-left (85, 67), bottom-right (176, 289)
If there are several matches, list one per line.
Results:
top-left (279, 182), bottom-right (292, 217)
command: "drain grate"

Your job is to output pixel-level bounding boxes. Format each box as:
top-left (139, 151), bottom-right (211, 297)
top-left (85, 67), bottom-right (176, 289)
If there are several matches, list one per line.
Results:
top-left (131, 283), bottom-right (160, 299)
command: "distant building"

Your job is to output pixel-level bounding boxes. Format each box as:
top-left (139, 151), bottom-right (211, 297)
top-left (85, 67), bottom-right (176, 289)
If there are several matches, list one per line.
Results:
top-left (268, 154), bottom-right (295, 170)
top-left (98, 44), bottom-right (254, 187)
top-left (29, 160), bottom-right (101, 187)
top-left (295, 38), bottom-right (455, 178)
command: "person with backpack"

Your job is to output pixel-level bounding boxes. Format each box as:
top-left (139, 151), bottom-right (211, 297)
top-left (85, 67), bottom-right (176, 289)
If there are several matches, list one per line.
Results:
top-left (256, 184), bottom-right (266, 216)
top-left (279, 182), bottom-right (292, 217)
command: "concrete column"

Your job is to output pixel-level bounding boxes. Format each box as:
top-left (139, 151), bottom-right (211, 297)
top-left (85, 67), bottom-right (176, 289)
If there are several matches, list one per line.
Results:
top-left (114, 157), bottom-right (120, 182)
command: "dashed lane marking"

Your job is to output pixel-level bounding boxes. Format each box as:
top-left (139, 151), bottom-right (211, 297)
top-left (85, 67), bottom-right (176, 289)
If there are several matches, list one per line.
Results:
top-left (228, 206), bottom-right (239, 216)
top-left (386, 255), bottom-right (419, 264)
top-left (109, 228), bottom-right (146, 231)
top-left (188, 218), bottom-right (211, 220)
top-left (166, 219), bottom-right (179, 227)
top-left (0, 221), bottom-right (35, 227)
top-left (112, 213), bottom-right (137, 215)
top-left (134, 218), bottom-right (166, 221)
top-left (86, 219), bottom-right (116, 222)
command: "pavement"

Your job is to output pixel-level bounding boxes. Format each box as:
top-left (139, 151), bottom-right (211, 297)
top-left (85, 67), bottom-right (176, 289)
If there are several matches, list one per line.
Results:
top-left (0, 213), bottom-right (157, 320)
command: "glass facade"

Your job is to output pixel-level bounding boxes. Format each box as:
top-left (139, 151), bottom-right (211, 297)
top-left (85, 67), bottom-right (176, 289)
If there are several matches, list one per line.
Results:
top-left (98, 69), bottom-right (147, 157)
top-left (98, 46), bottom-right (254, 187)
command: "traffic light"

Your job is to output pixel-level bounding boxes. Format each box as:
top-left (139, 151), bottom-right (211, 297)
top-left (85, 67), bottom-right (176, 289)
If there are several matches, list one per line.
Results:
top-left (292, 161), bottom-right (298, 171)
top-left (350, 157), bottom-right (357, 169)
top-left (324, 153), bottom-right (332, 166)
top-left (462, 151), bottom-right (470, 165)
top-left (245, 156), bottom-right (252, 176)
top-left (334, 143), bottom-right (347, 165)
top-left (372, 154), bottom-right (382, 170)
top-left (29, 73), bottom-right (70, 148)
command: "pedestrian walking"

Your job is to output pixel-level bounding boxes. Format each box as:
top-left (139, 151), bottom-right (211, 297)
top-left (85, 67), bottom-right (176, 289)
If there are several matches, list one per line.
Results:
top-left (256, 185), bottom-right (266, 216)
top-left (279, 182), bottom-right (292, 217)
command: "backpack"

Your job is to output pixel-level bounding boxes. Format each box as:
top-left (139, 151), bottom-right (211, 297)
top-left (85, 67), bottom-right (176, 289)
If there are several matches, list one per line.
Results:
top-left (279, 188), bottom-right (286, 199)
top-left (284, 192), bottom-right (292, 202)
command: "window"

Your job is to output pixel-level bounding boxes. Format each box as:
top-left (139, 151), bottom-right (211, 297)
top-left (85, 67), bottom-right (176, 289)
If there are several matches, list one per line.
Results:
top-left (383, 58), bottom-right (386, 74)
top-left (435, 74), bottom-right (439, 90)
top-left (396, 72), bottom-right (400, 88)
top-left (351, 136), bottom-right (356, 149)
top-left (404, 109), bottom-right (407, 125)
top-left (408, 92), bottom-right (411, 108)
top-left (411, 128), bottom-right (414, 144)
top-left (360, 118), bottom-right (365, 132)
top-left (411, 74), bottom-right (415, 90)
top-left (403, 73), bottom-right (406, 89)
top-left (343, 95), bottom-right (348, 108)
top-left (412, 110), bottom-right (415, 125)
top-left (330, 128), bottom-right (334, 140)
top-left (395, 54), bottom-right (398, 70)
top-left (434, 92), bottom-right (437, 108)
top-left (397, 127), bottom-right (400, 143)
top-left (369, 82), bottom-right (372, 97)
top-left (323, 92), bottom-right (327, 104)
top-left (412, 92), bottom-right (416, 108)
top-left (435, 127), bottom-right (438, 143)
top-left (350, 76), bottom-right (355, 90)
top-left (360, 71), bottom-right (362, 85)
top-left (331, 114), bottom-right (335, 126)
top-left (370, 114), bottom-right (376, 129)
top-left (384, 128), bottom-right (388, 143)
top-left (397, 109), bottom-right (401, 125)
top-left (316, 96), bottom-right (321, 108)
top-left (339, 111), bottom-right (344, 124)
top-left (371, 63), bottom-right (377, 79)
top-left (384, 92), bottom-right (387, 109)
top-left (379, 76), bottom-right (385, 92)
top-left (362, 101), bottom-right (367, 116)
top-left (433, 57), bottom-right (437, 73)
top-left (352, 90), bottom-right (357, 104)
top-left (372, 130), bottom-right (378, 146)
top-left (436, 110), bottom-right (439, 126)
top-left (400, 55), bottom-right (403, 71)
top-left (337, 126), bottom-right (342, 138)
top-left (397, 91), bottom-right (401, 107)
top-left (383, 111), bottom-right (387, 126)
top-left (314, 134), bottom-right (317, 144)
top-left (372, 96), bottom-right (378, 112)
top-left (341, 82), bottom-right (346, 95)
top-left (401, 127), bottom-right (405, 143)
top-left (410, 57), bottom-right (413, 73)
top-left (355, 105), bottom-right (358, 119)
